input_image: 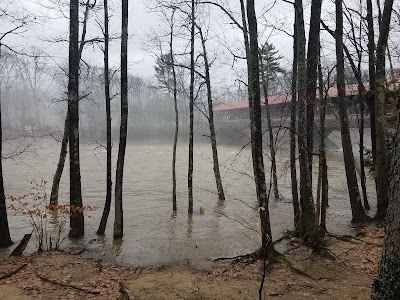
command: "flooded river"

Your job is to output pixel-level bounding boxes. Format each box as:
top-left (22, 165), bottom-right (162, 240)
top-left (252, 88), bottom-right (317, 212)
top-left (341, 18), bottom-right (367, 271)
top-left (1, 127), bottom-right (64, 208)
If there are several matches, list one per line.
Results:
top-left (0, 132), bottom-right (376, 267)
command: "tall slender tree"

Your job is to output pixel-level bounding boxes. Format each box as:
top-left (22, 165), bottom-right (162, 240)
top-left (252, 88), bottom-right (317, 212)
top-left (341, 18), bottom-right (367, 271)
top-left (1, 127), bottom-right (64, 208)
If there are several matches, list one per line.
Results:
top-left (196, 23), bottom-right (225, 201)
top-left (374, 0), bottom-right (393, 221)
top-left (295, 0), bottom-right (317, 240)
top-left (290, 9), bottom-right (300, 228)
top-left (305, 0), bottom-right (323, 178)
top-left (317, 57), bottom-right (329, 232)
top-left (259, 42), bottom-right (284, 200)
top-left (366, 0), bottom-right (377, 166)
top-left (68, 0), bottom-right (84, 238)
top-left (114, 0), bottom-right (128, 238)
top-left (97, 0), bottom-right (112, 235)
top-left (335, 0), bottom-right (368, 223)
top-left (188, 0), bottom-right (195, 214)
top-left (169, 11), bottom-right (179, 211)
top-left (50, 0), bottom-right (96, 207)
top-left (246, 0), bottom-right (274, 258)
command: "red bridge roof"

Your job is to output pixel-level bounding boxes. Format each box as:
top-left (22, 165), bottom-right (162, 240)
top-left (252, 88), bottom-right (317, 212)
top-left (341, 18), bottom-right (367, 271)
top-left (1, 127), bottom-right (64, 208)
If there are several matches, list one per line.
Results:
top-left (214, 82), bottom-right (381, 111)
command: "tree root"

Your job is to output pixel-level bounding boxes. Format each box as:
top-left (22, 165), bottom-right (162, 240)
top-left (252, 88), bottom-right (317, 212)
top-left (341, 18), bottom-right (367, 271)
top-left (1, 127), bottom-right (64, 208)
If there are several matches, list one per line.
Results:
top-left (212, 252), bottom-right (257, 262)
top-left (10, 233), bottom-right (32, 257)
top-left (327, 233), bottom-right (382, 246)
top-left (0, 264), bottom-right (27, 280)
top-left (279, 255), bottom-right (323, 280)
top-left (35, 270), bottom-right (100, 295)
top-left (213, 246), bottom-right (282, 264)
top-left (317, 247), bottom-right (347, 265)
top-left (118, 282), bottom-right (131, 300)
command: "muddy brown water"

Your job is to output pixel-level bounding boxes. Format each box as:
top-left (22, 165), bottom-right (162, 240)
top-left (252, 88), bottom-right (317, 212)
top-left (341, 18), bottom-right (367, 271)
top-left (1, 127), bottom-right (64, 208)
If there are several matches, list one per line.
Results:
top-left (0, 133), bottom-right (376, 267)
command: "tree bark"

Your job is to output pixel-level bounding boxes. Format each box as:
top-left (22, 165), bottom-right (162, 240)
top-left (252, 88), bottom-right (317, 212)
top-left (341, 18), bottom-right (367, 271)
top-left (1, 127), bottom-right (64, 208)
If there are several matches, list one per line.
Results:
top-left (246, 0), bottom-right (274, 258)
top-left (371, 94), bottom-right (400, 299)
top-left (335, 0), bottom-right (368, 223)
top-left (359, 88), bottom-right (370, 210)
top-left (188, 0), bottom-right (195, 215)
top-left (305, 0), bottom-right (322, 179)
top-left (366, 0), bottom-right (377, 166)
top-left (50, 112), bottom-right (69, 207)
top-left (260, 68), bottom-right (279, 199)
top-left (197, 25), bottom-right (225, 201)
top-left (295, 0), bottom-right (317, 240)
top-left (317, 57), bottom-right (328, 232)
top-left (97, 0), bottom-right (112, 235)
top-left (374, 0), bottom-right (393, 221)
top-left (0, 45), bottom-right (13, 247)
top-left (51, 0), bottom-right (92, 208)
top-left (290, 16), bottom-right (300, 229)
top-left (68, 0), bottom-right (84, 238)
top-left (170, 11), bottom-right (179, 212)
top-left (114, 0), bottom-right (128, 238)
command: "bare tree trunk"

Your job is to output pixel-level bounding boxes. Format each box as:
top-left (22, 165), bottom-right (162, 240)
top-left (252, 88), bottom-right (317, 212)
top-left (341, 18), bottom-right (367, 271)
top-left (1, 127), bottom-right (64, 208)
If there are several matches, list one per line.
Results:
top-left (317, 57), bottom-right (328, 232)
top-left (366, 0), bottom-right (377, 167)
top-left (371, 94), bottom-right (400, 299)
top-left (97, 0), bottom-right (112, 235)
top-left (68, 0), bottom-right (84, 238)
top-left (305, 0), bottom-right (322, 179)
top-left (0, 45), bottom-right (13, 248)
top-left (188, 0), bottom-right (195, 215)
top-left (170, 10), bottom-right (178, 212)
top-left (197, 25), bottom-right (225, 201)
top-left (50, 112), bottom-right (69, 206)
top-left (260, 71), bottom-right (279, 199)
top-left (246, 0), bottom-right (274, 258)
top-left (290, 17), bottom-right (300, 229)
top-left (295, 0), bottom-right (317, 240)
top-left (374, 0), bottom-right (393, 221)
top-left (359, 91), bottom-right (370, 210)
top-left (114, 0), bottom-right (128, 238)
top-left (51, 0), bottom-right (92, 208)
top-left (335, 0), bottom-right (368, 223)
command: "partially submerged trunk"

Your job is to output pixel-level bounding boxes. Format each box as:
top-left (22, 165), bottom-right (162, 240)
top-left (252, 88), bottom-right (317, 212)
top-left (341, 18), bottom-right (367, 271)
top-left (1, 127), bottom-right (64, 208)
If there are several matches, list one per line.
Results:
top-left (188, 0), bottom-right (195, 214)
top-left (260, 67), bottom-right (279, 200)
top-left (114, 0), bottom-right (128, 238)
top-left (97, 0), bottom-right (112, 235)
top-left (68, 0), bottom-right (84, 238)
top-left (197, 25), bottom-right (225, 201)
top-left (50, 112), bottom-right (69, 206)
top-left (170, 11), bottom-right (178, 211)
top-left (51, 0), bottom-right (92, 208)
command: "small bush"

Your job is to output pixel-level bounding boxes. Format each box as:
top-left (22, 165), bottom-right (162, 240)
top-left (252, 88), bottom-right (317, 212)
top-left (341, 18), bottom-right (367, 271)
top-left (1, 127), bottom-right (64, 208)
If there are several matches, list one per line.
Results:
top-left (8, 179), bottom-right (94, 251)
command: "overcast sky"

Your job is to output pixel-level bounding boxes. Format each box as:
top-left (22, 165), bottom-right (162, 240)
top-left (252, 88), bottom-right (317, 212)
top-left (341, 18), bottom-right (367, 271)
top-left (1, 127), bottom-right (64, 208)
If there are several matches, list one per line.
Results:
top-left (2, 0), bottom-right (299, 81)
top-left (2, 0), bottom-right (396, 86)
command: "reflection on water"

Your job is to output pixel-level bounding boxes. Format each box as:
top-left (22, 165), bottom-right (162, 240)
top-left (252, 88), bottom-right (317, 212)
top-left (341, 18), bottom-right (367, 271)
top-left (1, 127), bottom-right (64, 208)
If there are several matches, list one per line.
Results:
top-left (0, 136), bottom-right (376, 267)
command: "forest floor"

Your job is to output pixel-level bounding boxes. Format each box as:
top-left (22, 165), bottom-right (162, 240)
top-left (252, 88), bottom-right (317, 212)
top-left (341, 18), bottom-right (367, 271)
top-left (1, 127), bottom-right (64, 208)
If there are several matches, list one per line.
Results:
top-left (0, 224), bottom-right (383, 300)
